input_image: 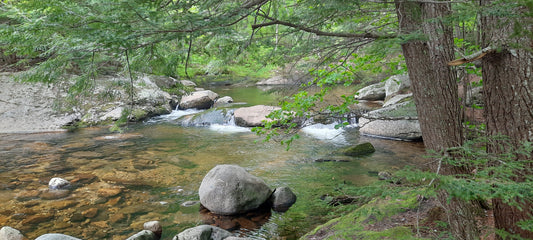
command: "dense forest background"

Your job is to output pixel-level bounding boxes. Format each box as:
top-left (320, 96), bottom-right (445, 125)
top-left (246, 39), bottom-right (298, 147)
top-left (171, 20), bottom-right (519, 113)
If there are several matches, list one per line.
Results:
top-left (1, 0), bottom-right (532, 239)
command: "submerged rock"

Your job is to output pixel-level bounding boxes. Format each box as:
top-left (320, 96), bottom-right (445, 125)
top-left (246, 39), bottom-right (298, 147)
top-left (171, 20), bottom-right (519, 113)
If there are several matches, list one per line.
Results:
top-left (181, 201), bottom-right (200, 207)
top-left (270, 187), bottom-right (297, 212)
top-left (339, 142), bottom-right (376, 157)
top-left (199, 165), bottom-right (272, 215)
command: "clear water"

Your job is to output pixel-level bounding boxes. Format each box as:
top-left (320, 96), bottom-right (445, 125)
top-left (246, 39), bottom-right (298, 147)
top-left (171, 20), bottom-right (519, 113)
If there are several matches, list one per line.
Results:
top-left (0, 86), bottom-right (426, 239)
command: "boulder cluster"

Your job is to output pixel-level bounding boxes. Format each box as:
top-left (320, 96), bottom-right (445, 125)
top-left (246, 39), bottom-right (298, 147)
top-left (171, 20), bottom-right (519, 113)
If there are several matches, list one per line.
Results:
top-left (354, 74), bottom-right (422, 141)
top-left (199, 165), bottom-right (297, 215)
top-left (177, 81), bottom-right (280, 127)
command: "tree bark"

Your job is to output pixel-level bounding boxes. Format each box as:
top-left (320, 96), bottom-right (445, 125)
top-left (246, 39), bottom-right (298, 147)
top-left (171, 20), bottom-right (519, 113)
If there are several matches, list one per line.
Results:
top-left (481, 1), bottom-right (533, 238)
top-left (395, 0), bottom-right (480, 239)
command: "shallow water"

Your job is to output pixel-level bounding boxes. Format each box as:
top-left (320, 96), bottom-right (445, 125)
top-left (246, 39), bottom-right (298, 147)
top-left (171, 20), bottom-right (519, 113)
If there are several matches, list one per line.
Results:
top-left (0, 123), bottom-right (425, 239)
top-left (0, 86), bottom-right (426, 239)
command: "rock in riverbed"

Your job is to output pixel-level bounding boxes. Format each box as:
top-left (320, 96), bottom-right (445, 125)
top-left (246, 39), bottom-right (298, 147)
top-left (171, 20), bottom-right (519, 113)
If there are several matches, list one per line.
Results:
top-left (0, 226), bottom-right (24, 240)
top-left (199, 165), bottom-right (272, 215)
top-left (270, 187), bottom-right (297, 212)
top-left (172, 225), bottom-right (232, 240)
top-left (48, 177), bottom-right (70, 190)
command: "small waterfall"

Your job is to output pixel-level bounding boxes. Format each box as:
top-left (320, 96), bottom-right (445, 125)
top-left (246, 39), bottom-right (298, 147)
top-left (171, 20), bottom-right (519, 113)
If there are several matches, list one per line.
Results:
top-left (147, 107), bottom-right (250, 133)
top-left (301, 123), bottom-right (348, 144)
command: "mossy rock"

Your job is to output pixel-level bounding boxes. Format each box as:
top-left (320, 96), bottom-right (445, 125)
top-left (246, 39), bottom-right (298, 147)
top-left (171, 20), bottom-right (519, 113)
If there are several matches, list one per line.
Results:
top-left (301, 192), bottom-right (424, 240)
top-left (340, 142), bottom-right (376, 157)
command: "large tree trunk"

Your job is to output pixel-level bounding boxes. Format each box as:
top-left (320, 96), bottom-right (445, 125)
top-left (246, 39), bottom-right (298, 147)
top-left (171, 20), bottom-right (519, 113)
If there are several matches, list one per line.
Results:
top-left (481, 1), bottom-right (533, 238)
top-left (395, 1), bottom-right (480, 239)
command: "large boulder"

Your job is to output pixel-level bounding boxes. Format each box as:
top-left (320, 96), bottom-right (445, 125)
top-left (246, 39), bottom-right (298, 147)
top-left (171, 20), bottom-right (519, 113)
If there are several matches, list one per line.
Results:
top-left (135, 75), bottom-right (173, 106)
top-left (179, 90), bottom-right (219, 110)
top-left (358, 101), bottom-right (422, 141)
top-left (359, 118), bottom-right (421, 141)
top-left (233, 105), bottom-right (281, 127)
top-left (384, 74), bottom-right (410, 100)
top-left (199, 165), bottom-right (272, 215)
top-left (172, 225), bottom-right (232, 240)
top-left (355, 82), bottom-right (386, 101)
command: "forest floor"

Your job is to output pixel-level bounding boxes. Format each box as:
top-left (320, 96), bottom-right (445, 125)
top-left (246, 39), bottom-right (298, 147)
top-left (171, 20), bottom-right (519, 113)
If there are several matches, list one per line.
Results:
top-left (305, 194), bottom-right (496, 240)
top-left (367, 197), bottom-right (496, 240)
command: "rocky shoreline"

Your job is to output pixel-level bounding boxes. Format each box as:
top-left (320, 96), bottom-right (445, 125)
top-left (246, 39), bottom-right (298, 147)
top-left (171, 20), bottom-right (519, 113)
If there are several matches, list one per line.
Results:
top-left (0, 72), bottom-right (176, 133)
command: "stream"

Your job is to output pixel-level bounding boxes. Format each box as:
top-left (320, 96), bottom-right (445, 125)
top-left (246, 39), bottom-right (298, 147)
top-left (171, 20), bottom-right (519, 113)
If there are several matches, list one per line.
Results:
top-left (0, 85), bottom-right (426, 239)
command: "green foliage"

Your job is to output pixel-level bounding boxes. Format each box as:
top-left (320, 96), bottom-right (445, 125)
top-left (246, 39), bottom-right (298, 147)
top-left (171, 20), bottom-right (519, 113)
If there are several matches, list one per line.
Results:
top-left (395, 136), bottom-right (533, 236)
top-left (253, 48), bottom-right (407, 149)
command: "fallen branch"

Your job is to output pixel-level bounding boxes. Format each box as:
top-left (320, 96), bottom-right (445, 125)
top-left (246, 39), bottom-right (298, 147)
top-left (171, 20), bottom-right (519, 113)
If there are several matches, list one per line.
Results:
top-left (448, 47), bottom-right (494, 66)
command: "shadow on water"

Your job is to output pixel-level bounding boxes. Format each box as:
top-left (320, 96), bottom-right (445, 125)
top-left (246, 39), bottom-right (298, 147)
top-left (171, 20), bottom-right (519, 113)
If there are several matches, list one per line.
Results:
top-left (199, 202), bottom-right (273, 233)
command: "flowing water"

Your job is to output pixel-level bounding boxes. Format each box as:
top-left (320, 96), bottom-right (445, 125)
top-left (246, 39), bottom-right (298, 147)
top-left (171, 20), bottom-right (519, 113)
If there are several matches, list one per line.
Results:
top-left (0, 85), bottom-right (426, 239)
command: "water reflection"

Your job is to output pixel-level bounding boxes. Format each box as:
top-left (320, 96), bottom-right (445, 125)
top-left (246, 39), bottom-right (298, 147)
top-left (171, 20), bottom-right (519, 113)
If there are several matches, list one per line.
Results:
top-left (199, 203), bottom-right (272, 232)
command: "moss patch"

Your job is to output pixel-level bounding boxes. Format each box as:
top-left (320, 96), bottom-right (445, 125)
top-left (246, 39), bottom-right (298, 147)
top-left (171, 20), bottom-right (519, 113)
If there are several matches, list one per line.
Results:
top-left (381, 101), bottom-right (418, 119)
top-left (301, 192), bottom-right (426, 240)
top-left (339, 142), bottom-right (376, 157)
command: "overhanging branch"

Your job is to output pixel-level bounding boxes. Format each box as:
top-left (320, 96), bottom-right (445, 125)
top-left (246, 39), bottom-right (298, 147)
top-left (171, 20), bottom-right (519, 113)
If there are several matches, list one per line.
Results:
top-left (252, 14), bottom-right (396, 39)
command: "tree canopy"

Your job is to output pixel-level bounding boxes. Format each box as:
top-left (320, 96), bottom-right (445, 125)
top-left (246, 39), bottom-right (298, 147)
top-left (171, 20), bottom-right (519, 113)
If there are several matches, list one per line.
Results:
top-left (1, 0), bottom-right (532, 239)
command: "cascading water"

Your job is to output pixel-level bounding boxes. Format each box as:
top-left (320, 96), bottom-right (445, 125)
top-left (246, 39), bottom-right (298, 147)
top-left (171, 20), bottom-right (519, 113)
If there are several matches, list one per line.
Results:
top-left (150, 105), bottom-right (361, 144)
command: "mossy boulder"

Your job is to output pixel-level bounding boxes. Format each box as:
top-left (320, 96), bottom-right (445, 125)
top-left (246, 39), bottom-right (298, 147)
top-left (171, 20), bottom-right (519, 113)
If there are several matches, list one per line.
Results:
top-left (339, 142), bottom-right (376, 157)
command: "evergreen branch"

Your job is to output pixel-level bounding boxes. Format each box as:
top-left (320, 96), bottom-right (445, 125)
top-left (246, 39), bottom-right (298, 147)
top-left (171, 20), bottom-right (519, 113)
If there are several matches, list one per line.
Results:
top-left (252, 14), bottom-right (396, 39)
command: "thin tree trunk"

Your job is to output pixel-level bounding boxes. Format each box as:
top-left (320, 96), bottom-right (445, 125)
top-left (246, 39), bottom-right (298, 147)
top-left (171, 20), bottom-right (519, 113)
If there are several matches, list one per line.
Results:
top-left (481, 1), bottom-right (533, 238)
top-left (395, 1), bottom-right (480, 239)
